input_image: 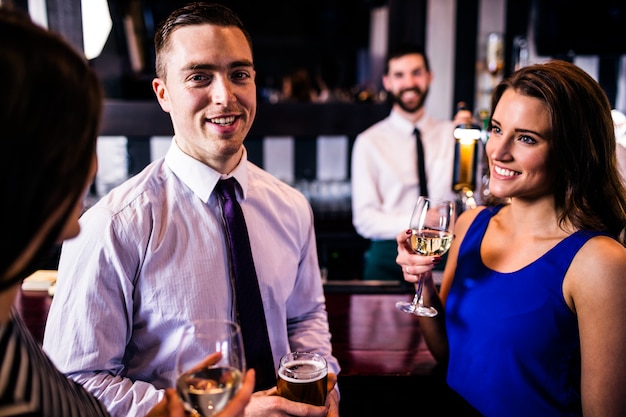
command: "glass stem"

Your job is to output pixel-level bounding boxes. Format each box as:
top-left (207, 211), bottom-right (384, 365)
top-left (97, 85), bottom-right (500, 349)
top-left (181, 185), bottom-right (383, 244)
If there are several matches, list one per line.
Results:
top-left (411, 275), bottom-right (425, 310)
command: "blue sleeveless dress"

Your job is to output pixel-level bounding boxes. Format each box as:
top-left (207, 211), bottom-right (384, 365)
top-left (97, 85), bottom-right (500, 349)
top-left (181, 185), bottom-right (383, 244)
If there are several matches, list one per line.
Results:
top-left (446, 205), bottom-right (602, 417)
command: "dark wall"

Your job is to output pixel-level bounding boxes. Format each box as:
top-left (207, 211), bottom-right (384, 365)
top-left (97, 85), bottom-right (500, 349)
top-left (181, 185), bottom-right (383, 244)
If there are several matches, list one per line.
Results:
top-left (532, 0), bottom-right (626, 57)
top-left (94, 0), bottom-right (377, 99)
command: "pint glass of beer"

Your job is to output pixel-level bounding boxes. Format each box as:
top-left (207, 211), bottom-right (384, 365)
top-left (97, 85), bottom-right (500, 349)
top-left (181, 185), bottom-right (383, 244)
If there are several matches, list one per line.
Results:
top-left (276, 351), bottom-right (328, 406)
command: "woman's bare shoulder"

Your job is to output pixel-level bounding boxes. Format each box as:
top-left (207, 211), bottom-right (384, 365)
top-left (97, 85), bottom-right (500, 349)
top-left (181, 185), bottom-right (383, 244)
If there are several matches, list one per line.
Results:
top-left (566, 235), bottom-right (626, 308)
top-left (454, 205), bottom-right (491, 237)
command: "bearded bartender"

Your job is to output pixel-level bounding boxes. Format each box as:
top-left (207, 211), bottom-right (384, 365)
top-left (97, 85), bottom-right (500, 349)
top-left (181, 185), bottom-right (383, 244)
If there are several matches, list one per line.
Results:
top-left (351, 43), bottom-right (471, 281)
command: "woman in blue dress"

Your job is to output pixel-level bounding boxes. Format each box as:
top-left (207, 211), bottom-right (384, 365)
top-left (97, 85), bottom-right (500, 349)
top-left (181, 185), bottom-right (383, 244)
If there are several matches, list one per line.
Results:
top-left (396, 60), bottom-right (626, 416)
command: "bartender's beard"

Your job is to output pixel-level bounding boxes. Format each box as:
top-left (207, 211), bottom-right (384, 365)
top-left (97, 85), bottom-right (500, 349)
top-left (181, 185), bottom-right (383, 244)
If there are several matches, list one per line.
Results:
top-left (388, 86), bottom-right (429, 113)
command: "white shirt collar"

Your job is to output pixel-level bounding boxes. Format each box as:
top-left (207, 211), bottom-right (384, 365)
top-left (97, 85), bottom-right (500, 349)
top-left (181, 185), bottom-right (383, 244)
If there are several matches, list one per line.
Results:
top-left (164, 138), bottom-right (249, 203)
top-left (389, 108), bottom-right (433, 135)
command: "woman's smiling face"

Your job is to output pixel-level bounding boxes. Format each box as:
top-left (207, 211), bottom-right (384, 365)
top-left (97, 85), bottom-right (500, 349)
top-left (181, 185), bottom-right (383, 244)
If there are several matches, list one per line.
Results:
top-left (486, 88), bottom-right (553, 201)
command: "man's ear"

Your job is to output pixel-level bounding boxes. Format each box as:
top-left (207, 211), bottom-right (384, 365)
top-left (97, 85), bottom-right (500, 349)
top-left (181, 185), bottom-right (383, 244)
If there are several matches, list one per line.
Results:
top-left (152, 78), bottom-right (171, 113)
top-left (382, 74), bottom-right (390, 92)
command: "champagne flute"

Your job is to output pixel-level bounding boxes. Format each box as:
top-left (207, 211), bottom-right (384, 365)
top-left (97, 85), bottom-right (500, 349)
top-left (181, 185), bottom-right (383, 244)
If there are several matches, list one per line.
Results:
top-left (175, 319), bottom-right (246, 417)
top-left (395, 197), bottom-right (456, 317)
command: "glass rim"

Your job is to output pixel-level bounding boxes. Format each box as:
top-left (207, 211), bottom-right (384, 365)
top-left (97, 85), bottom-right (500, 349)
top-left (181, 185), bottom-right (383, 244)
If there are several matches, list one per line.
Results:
top-left (184, 318), bottom-right (242, 333)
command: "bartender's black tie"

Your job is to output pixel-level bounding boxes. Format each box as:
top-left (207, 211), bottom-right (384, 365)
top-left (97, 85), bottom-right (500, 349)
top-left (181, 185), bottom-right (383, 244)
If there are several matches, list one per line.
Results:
top-left (414, 128), bottom-right (429, 197)
top-left (216, 178), bottom-right (276, 391)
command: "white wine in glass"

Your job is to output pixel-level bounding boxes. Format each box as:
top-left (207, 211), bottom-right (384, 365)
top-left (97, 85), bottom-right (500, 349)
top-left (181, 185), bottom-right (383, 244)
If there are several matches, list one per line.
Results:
top-left (175, 319), bottom-right (246, 416)
top-left (396, 197), bottom-right (456, 317)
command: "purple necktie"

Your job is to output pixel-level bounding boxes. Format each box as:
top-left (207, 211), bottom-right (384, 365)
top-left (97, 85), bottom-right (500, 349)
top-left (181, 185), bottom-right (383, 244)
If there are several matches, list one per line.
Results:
top-left (414, 128), bottom-right (429, 197)
top-left (216, 178), bottom-right (276, 391)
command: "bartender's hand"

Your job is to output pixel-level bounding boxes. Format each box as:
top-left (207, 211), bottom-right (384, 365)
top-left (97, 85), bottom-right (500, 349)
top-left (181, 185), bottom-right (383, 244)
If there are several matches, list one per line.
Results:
top-left (243, 372), bottom-right (339, 417)
top-left (453, 109), bottom-right (474, 126)
top-left (396, 229), bottom-right (442, 283)
top-left (453, 101), bottom-right (476, 126)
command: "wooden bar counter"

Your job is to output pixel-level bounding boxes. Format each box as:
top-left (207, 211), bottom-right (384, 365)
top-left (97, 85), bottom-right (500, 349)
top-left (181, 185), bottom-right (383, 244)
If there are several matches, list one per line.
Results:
top-left (323, 290), bottom-right (477, 415)
top-left (14, 288), bottom-right (52, 345)
top-left (325, 291), bottom-right (437, 376)
top-left (15, 285), bottom-right (477, 415)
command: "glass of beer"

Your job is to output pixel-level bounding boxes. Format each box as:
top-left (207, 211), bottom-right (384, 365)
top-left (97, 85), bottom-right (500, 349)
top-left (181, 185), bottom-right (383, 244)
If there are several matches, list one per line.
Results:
top-left (276, 351), bottom-right (328, 406)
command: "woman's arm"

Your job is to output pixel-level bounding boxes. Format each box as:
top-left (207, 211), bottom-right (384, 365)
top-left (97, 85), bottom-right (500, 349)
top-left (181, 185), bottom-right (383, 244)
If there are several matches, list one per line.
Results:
top-left (395, 207), bottom-right (484, 362)
top-left (567, 236), bottom-right (626, 416)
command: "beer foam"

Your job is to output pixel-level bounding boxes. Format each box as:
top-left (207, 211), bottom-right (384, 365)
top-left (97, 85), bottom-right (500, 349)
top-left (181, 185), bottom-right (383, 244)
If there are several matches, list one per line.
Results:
top-left (278, 359), bottom-right (327, 383)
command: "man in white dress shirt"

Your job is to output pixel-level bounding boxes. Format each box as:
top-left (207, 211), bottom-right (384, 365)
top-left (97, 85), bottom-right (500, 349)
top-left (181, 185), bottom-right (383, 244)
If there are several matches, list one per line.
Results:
top-left (43, 3), bottom-right (339, 417)
top-left (351, 43), bottom-right (468, 281)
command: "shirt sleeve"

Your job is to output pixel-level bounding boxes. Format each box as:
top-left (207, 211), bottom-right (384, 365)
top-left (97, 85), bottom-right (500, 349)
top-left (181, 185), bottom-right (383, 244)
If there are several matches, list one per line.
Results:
top-left (43, 205), bottom-right (163, 417)
top-left (351, 132), bottom-right (413, 239)
top-left (283, 199), bottom-right (341, 375)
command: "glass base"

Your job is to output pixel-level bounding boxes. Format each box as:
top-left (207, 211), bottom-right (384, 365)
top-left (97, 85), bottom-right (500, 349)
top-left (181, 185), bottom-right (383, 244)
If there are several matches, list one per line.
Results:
top-left (395, 301), bottom-right (438, 317)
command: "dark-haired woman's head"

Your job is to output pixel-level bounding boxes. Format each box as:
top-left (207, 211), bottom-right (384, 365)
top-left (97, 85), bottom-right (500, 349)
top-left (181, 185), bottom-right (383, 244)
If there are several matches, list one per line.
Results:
top-left (489, 60), bottom-right (626, 242)
top-left (0, 6), bottom-right (103, 288)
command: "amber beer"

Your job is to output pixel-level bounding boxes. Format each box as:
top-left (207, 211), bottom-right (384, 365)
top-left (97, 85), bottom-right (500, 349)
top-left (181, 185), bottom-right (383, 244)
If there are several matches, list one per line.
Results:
top-left (276, 352), bottom-right (327, 406)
